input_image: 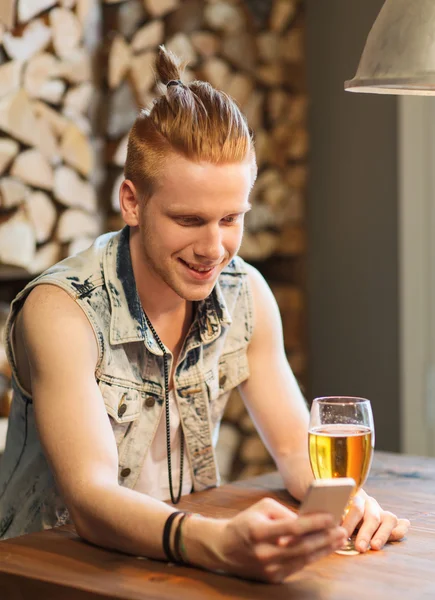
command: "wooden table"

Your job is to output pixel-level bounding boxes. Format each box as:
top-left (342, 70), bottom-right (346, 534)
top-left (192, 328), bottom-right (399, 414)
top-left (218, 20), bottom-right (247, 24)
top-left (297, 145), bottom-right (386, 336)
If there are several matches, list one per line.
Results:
top-left (0, 451), bottom-right (434, 599)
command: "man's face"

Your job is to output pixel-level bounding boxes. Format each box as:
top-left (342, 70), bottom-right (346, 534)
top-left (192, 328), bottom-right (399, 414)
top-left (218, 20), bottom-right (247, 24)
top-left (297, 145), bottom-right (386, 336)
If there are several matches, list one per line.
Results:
top-left (137, 154), bottom-right (253, 302)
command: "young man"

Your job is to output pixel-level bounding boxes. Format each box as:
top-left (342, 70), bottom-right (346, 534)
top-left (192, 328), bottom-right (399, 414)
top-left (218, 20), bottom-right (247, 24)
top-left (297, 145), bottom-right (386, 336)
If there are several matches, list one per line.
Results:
top-left (0, 48), bottom-right (408, 583)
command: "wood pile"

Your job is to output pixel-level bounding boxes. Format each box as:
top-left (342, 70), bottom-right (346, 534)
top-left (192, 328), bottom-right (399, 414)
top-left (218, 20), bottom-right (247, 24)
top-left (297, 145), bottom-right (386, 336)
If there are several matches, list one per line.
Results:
top-left (0, 0), bottom-right (102, 275)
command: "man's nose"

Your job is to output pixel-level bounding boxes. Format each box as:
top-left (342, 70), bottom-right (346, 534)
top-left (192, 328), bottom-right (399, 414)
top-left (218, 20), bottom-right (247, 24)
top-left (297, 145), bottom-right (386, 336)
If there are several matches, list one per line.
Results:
top-left (193, 224), bottom-right (224, 261)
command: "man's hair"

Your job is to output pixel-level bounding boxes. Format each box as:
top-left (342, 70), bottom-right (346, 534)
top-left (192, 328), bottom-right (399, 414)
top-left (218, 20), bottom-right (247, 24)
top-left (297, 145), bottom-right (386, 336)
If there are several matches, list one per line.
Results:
top-left (124, 45), bottom-right (257, 199)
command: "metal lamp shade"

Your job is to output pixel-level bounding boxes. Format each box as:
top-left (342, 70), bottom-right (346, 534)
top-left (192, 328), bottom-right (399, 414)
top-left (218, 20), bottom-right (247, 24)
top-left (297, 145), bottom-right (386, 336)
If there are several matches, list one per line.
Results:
top-left (345, 0), bottom-right (435, 95)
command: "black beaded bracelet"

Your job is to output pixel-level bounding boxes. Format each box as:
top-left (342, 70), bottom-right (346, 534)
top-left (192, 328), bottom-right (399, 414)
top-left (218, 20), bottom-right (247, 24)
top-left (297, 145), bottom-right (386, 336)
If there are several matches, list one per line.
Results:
top-left (163, 511), bottom-right (184, 563)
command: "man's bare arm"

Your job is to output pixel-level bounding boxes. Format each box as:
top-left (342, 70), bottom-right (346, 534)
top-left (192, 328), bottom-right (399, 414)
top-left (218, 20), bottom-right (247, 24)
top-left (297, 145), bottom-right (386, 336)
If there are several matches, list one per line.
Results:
top-left (18, 284), bottom-right (344, 581)
top-left (240, 266), bottom-right (410, 550)
top-left (20, 285), bottom-right (179, 558)
top-left (239, 265), bottom-right (314, 500)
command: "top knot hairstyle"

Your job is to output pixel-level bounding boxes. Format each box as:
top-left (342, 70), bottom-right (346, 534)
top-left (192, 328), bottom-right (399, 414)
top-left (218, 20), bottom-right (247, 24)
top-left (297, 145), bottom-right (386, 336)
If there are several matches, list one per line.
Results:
top-left (124, 46), bottom-right (257, 200)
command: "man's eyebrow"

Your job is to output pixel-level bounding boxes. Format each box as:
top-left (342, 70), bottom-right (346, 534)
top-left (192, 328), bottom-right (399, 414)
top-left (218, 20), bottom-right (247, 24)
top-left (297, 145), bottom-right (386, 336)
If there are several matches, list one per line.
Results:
top-left (167, 203), bottom-right (252, 215)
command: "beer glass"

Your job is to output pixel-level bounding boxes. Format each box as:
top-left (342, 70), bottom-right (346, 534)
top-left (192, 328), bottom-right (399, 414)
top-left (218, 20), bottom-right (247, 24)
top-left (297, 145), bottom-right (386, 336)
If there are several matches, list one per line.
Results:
top-left (308, 396), bottom-right (375, 554)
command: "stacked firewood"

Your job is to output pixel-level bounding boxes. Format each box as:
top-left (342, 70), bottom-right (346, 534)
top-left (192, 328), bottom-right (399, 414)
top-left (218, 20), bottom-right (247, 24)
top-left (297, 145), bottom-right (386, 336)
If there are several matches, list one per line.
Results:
top-left (0, 0), bottom-right (103, 276)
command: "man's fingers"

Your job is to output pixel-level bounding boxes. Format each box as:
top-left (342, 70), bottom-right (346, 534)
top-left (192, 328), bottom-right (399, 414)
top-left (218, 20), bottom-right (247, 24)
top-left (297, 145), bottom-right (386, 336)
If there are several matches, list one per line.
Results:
top-left (365, 511), bottom-right (398, 551)
top-left (265, 558), bottom-right (307, 584)
top-left (355, 509), bottom-right (394, 552)
top-left (355, 512), bottom-right (409, 552)
top-left (269, 543), bottom-right (336, 584)
top-left (265, 527), bottom-right (346, 561)
top-left (388, 518), bottom-right (411, 542)
top-left (258, 528), bottom-right (347, 582)
top-left (290, 527), bottom-right (347, 558)
top-left (266, 547), bottom-right (334, 584)
top-left (341, 493), bottom-right (366, 538)
top-left (352, 497), bottom-right (382, 552)
top-left (246, 498), bottom-right (297, 544)
top-left (257, 497), bottom-right (298, 520)
top-left (253, 512), bottom-right (335, 543)
top-left (277, 535), bottom-right (295, 547)
top-left (272, 530), bottom-right (347, 582)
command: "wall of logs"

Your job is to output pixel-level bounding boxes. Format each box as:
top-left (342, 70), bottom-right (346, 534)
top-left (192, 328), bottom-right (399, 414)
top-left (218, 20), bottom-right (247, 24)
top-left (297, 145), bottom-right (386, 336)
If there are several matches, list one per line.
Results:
top-left (0, 0), bottom-right (104, 276)
top-left (0, 0), bottom-right (308, 482)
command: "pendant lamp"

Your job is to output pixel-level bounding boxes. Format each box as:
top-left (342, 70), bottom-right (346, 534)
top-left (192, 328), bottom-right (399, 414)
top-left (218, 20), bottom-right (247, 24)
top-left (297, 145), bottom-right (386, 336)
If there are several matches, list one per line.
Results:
top-left (345, 0), bottom-right (435, 95)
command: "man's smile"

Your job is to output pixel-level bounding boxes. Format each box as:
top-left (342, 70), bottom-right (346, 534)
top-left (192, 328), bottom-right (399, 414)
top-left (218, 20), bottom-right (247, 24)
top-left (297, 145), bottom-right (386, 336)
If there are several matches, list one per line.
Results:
top-left (178, 258), bottom-right (220, 280)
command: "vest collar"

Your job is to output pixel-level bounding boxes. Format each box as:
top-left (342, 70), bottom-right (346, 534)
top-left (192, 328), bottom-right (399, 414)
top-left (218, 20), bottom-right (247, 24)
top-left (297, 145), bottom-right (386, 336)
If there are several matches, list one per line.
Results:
top-left (104, 227), bottom-right (232, 351)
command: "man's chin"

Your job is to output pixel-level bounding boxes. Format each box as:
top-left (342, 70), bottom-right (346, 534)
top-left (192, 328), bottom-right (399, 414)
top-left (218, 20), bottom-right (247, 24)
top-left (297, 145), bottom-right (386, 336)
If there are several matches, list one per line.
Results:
top-left (182, 286), bottom-right (216, 302)
top-left (175, 279), bottom-right (217, 302)
top-left (172, 267), bottom-right (222, 301)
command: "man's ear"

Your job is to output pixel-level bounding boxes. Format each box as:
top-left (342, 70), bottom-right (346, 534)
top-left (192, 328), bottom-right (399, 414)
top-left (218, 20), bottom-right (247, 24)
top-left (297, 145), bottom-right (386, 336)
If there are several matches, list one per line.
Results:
top-left (119, 180), bottom-right (140, 226)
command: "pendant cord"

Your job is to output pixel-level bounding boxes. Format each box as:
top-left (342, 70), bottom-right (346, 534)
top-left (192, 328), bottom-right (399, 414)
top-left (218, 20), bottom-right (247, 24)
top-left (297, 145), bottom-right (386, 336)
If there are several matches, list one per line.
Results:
top-left (144, 315), bottom-right (184, 504)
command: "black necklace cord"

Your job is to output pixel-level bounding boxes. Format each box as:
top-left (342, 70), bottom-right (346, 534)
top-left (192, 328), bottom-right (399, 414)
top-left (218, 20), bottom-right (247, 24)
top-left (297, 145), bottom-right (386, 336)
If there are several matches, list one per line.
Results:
top-left (144, 315), bottom-right (184, 504)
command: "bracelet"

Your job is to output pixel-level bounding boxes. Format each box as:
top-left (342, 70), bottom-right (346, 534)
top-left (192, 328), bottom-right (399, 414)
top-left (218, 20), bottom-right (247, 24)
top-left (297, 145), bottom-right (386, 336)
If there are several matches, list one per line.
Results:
top-left (176, 513), bottom-right (200, 564)
top-left (173, 512), bottom-right (191, 564)
top-left (162, 511), bottom-right (184, 563)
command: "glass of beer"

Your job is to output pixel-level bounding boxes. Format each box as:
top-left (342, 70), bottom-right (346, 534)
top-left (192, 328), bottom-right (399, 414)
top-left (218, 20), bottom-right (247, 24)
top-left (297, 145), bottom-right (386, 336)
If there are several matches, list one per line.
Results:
top-left (308, 396), bottom-right (375, 554)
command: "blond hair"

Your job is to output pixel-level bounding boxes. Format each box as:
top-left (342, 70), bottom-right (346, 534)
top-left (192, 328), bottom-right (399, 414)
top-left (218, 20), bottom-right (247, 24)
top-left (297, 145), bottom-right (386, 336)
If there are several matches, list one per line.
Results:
top-left (125, 46), bottom-right (257, 199)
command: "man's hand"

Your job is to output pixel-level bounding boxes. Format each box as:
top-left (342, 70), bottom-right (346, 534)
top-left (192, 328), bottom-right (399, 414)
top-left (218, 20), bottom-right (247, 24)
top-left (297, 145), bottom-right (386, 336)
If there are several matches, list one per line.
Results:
top-left (342, 490), bottom-right (410, 553)
top-left (187, 498), bottom-right (347, 584)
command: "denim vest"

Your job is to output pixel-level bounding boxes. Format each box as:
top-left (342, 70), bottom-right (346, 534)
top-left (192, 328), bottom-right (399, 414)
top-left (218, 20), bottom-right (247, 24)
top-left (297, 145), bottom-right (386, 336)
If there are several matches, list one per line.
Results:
top-left (0, 227), bottom-right (253, 540)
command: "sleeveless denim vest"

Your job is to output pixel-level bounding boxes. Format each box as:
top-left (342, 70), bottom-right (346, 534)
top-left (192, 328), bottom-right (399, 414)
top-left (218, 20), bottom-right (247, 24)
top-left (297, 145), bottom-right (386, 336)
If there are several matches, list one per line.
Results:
top-left (0, 227), bottom-right (253, 540)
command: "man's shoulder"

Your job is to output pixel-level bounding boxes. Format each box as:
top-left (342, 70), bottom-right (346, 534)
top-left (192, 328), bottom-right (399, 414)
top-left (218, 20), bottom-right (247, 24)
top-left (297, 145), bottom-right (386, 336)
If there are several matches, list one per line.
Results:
top-left (9, 231), bottom-right (121, 343)
top-left (41, 230), bottom-right (117, 279)
top-left (23, 230), bottom-right (119, 299)
top-left (19, 284), bottom-right (95, 349)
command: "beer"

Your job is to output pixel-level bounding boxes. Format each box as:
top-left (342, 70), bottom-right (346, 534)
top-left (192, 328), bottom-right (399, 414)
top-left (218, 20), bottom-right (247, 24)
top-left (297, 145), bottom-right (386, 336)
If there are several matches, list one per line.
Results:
top-left (308, 424), bottom-right (374, 489)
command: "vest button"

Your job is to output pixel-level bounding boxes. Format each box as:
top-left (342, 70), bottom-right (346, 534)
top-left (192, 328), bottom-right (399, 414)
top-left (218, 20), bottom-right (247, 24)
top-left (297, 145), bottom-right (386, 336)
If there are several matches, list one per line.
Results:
top-left (120, 468), bottom-right (131, 478)
top-left (145, 396), bottom-right (155, 408)
top-left (219, 374), bottom-right (227, 387)
top-left (118, 403), bottom-right (127, 417)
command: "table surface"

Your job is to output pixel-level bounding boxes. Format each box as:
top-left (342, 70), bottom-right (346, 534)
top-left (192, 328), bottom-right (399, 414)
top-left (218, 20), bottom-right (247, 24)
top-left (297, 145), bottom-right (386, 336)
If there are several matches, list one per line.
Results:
top-left (0, 451), bottom-right (434, 600)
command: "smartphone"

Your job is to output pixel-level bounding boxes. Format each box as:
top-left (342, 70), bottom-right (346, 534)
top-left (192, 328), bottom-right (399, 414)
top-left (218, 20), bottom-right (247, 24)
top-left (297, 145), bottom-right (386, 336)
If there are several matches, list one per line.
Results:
top-left (299, 478), bottom-right (356, 524)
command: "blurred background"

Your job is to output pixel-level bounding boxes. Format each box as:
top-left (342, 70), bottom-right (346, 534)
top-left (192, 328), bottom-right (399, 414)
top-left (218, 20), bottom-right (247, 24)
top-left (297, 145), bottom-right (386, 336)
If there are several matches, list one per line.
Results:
top-left (0, 0), bottom-right (430, 480)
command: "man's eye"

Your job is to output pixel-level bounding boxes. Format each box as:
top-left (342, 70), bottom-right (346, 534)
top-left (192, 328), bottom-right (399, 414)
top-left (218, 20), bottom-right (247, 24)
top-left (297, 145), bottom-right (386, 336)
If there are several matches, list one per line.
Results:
top-left (222, 215), bottom-right (240, 224)
top-left (176, 217), bottom-right (201, 226)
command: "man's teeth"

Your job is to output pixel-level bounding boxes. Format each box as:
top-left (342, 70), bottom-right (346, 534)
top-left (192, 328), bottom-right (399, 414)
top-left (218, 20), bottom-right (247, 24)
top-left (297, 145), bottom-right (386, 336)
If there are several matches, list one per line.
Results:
top-left (187, 262), bottom-right (213, 272)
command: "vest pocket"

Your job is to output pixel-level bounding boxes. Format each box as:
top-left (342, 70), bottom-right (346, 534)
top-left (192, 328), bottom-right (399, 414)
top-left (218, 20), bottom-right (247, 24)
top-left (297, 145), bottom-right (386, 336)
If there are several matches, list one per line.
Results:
top-left (98, 380), bottom-right (141, 423)
top-left (205, 346), bottom-right (250, 403)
